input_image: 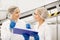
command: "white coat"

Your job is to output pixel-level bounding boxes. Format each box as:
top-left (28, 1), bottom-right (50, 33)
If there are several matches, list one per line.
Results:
top-left (1, 19), bottom-right (26, 40)
top-left (33, 21), bottom-right (52, 40)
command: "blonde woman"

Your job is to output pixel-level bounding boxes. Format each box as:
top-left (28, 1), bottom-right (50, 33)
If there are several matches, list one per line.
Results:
top-left (1, 6), bottom-right (26, 40)
top-left (33, 7), bottom-right (52, 40)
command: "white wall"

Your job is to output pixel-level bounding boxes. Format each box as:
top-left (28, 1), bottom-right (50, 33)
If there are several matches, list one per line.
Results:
top-left (0, 11), bottom-right (7, 20)
top-left (0, 0), bottom-right (57, 13)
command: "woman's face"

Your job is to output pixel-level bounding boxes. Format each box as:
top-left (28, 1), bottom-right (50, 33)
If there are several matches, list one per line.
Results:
top-left (12, 8), bottom-right (20, 20)
top-left (34, 10), bottom-right (41, 21)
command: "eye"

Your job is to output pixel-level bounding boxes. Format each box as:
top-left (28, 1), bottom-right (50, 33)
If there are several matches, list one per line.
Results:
top-left (34, 13), bottom-right (38, 15)
top-left (40, 13), bottom-right (41, 15)
top-left (16, 12), bottom-right (19, 14)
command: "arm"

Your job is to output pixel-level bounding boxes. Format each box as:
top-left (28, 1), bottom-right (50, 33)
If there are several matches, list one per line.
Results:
top-left (1, 22), bottom-right (10, 40)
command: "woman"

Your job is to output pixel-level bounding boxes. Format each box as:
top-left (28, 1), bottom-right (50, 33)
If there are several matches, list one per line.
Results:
top-left (1, 6), bottom-right (26, 40)
top-left (33, 7), bottom-right (52, 40)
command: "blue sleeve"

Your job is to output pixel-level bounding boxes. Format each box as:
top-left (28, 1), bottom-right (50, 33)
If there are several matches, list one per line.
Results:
top-left (10, 20), bottom-right (16, 29)
top-left (26, 23), bottom-right (31, 29)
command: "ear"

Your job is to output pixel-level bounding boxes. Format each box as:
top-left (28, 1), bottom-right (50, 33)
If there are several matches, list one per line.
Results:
top-left (8, 13), bottom-right (12, 19)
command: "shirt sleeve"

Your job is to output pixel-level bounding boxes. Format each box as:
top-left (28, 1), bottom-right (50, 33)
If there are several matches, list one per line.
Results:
top-left (1, 22), bottom-right (11, 40)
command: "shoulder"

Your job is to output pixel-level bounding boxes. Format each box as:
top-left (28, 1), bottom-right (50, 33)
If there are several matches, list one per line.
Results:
top-left (43, 21), bottom-right (51, 31)
top-left (1, 19), bottom-right (10, 29)
top-left (2, 19), bottom-right (10, 25)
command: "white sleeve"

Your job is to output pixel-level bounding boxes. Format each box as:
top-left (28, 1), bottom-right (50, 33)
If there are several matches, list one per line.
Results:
top-left (45, 26), bottom-right (52, 40)
top-left (1, 22), bottom-right (10, 40)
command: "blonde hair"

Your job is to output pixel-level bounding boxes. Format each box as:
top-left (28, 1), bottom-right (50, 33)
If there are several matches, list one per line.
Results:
top-left (34, 7), bottom-right (48, 19)
top-left (8, 6), bottom-right (18, 14)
